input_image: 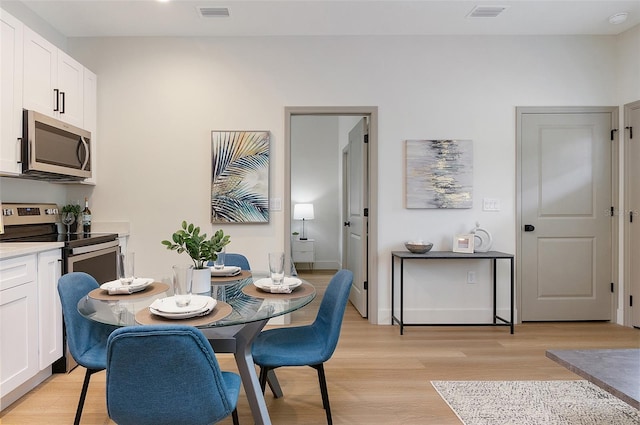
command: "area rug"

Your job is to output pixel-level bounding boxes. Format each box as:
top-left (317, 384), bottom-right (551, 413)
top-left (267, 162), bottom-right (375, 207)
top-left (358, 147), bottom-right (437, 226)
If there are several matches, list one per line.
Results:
top-left (431, 380), bottom-right (640, 425)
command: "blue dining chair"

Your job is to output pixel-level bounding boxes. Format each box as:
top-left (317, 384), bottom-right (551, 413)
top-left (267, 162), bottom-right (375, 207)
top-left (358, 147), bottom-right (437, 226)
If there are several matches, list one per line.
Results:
top-left (208, 252), bottom-right (251, 270)
top-left (57, 272), bottom-right (119, 425)
top-left (106, 325), bottom-right (241, 425)
top-left (251, 269), bottom-right (353, 425)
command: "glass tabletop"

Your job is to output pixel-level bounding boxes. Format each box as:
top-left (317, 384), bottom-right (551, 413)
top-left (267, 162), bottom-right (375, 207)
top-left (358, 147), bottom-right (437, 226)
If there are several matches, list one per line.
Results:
top-left (77, 271), bottom-right (316, 328)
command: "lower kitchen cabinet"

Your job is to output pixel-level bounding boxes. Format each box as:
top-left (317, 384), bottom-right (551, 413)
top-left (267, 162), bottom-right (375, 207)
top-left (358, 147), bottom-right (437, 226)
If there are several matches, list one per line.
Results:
top-left (0, 254), bottom-right (38, 398)
top-left (37, 249), bottom-right (62, 369)
top-left (0, 249), bottom-right (62, 410)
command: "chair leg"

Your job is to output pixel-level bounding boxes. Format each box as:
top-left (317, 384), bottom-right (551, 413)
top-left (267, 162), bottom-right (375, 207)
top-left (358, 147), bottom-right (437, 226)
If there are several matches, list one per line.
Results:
top-left (75, 368), bottom-right (100, 425)
top-left (266, 369), bottom-right (284, 398)
top-left (312, 363), bottom-right (332, 425)
top-left (258, 366), bottom-right (270, 393)
top-left (231, 408), bottom-right (239, 425)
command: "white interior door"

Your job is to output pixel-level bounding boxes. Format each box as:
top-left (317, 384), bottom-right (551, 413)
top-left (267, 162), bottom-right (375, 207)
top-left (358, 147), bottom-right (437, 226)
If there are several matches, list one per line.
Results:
top-left (344, 118), bottom-right (368, 317)
top-left (624, 101), bottom-right (640, 328)
top-left (520, 109), bottom-right (615, 321)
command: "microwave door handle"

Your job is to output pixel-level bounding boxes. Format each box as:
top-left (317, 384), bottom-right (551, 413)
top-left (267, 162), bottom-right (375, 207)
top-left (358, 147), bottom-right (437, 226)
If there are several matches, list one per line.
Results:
top-left (77, 137), bottom-right (90, 170)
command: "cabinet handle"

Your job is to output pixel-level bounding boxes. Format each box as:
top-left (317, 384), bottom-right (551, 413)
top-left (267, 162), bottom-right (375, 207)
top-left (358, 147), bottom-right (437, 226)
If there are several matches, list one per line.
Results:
top-left (16, 138), bottom-right (22, 164)
top-left (60, 92), bottom-right (65, 114)
top-left (53, 89), bottom-right (59, 111)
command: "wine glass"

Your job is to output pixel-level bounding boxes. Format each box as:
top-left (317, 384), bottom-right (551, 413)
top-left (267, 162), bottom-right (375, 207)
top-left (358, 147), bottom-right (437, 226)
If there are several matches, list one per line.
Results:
top-left (62, 212), bottom-right (75, 235)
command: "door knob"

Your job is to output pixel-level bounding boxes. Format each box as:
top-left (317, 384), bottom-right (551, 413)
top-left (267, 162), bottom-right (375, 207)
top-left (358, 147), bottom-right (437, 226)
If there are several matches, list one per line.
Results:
top-left (524, 224), bottom-right (535, 232)
top-left (344, 221), bottom-right (351, 227)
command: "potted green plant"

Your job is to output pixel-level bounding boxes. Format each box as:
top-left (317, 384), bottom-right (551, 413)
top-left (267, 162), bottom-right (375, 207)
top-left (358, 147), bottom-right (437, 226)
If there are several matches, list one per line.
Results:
top-left (161, 221), bottom-right (230, 293)
top-left (61, 203), bottom-right (82, 233)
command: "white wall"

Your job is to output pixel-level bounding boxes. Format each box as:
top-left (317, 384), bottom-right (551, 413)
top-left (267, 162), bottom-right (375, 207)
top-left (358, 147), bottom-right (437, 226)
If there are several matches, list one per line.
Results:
top-left (2, 26), bottom-right (636, 324)
top-left (616, 25), bottom-right (640, 105)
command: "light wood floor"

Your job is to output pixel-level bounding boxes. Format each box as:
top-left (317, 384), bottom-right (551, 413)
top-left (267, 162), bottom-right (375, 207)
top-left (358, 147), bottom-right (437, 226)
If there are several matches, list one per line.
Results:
top-left (1, 270), bottom-right (639, 424)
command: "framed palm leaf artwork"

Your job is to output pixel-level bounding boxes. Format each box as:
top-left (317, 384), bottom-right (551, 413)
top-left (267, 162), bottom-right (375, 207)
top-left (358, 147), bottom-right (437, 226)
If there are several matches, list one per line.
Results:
top-left (211, 131), bottom-right (270, 223)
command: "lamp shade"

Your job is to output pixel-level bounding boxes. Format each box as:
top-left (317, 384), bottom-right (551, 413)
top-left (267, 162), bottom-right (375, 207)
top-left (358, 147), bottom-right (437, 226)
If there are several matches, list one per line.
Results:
top-left (293, 203), bottom-right (314, 220)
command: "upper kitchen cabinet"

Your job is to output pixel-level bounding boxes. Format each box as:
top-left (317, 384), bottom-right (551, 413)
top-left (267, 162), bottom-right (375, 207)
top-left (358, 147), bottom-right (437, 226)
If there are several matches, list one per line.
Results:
top-left (0, 10), bottom-right (24, 176)
top-left (0, 11), bottom-right (98, 182)
top-left (23, 26), bottom-right (84, 128)
top-left (82, 69), bottom-right (98, 185)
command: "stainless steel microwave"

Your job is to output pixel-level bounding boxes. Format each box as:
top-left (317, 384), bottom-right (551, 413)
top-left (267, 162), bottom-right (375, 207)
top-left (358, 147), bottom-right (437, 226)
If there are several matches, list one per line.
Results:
top-left (22, 110), bottom-right (92, 180)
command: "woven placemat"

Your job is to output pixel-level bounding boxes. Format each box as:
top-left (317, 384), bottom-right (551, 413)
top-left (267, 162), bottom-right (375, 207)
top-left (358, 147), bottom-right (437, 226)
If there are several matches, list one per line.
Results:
top-left (242, 282), bottom-right (315, 299)
top-left (134, 300), bottom-right (232, 326)
top-left (210, 270), bottom-right (252, 283)
top-left (88, 282), bottom-right (170, 301)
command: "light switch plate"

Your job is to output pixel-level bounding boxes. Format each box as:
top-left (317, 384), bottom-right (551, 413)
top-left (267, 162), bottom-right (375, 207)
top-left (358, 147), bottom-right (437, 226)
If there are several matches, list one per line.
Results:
top-left (482, 198), bottom-right (501, 211)
top-left (270, 198), bottom-right (282, 211)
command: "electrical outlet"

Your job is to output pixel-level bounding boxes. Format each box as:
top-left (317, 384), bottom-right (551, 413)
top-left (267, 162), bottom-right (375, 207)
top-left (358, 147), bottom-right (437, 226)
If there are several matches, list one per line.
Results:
top-left (467, 271), bottom-right (477, 284)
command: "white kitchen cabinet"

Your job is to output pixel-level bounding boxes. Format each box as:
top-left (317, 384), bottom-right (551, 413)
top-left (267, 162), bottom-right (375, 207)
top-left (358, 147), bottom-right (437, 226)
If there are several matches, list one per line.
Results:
top-left (37, 249), bottom-right (62, 369)
top-left (23, 26), bottom-right (84, 128)
top-left (82, 69), bottom-right (98, 185)
top-left (292, 239), bottom-right (315, 269)
top-left (0, 254), bottom-right (38, 398)
top-left (56, 50), bottom-right (84, 127)
top-left (4, 14), bottom-right (98, 182)
top-left (0, 10), bottom-right (23, 176)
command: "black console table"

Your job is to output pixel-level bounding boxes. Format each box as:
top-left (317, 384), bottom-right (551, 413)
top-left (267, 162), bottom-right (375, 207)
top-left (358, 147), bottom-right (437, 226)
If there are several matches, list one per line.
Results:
top-left (391, 250), bottom-right (515, 335)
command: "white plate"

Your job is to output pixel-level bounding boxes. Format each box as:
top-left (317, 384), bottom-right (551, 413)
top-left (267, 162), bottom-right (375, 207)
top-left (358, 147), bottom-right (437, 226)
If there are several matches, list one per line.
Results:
top-left (150, 295), bottom-right (210, 314)
top-left (149, 296), bottom-right (216, 319)
top-left (100, 278), bottom-right (154, 294)
top-left (254, 277), bottom-right (302, 291)
top-left (210, 266), bottom-right (242, 277)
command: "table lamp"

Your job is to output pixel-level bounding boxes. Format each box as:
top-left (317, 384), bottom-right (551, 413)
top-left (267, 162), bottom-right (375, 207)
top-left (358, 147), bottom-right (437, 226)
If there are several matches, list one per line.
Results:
top-left (293, 203), bottom-right (314, 240)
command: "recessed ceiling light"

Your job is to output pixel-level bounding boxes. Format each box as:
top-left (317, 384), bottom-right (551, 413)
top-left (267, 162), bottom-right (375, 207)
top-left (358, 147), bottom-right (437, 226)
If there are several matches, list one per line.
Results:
top-left (609, 12), bottom-right (628, 25)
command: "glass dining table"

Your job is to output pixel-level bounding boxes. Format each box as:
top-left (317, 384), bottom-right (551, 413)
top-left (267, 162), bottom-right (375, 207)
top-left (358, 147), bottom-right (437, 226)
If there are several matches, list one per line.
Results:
top-left (78, 271), bottom-right (316, 425)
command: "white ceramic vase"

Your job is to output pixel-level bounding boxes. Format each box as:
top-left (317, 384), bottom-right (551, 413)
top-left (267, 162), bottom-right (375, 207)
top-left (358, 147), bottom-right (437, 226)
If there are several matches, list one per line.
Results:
top-left (191, 267), bottom-right (211, 294)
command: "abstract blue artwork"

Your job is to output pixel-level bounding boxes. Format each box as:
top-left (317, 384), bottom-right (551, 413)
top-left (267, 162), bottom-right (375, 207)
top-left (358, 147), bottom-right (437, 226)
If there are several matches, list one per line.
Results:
top-left (405, 139), bottom-right (473, 209)
top-left (211, 131), bottom-right (270, 223)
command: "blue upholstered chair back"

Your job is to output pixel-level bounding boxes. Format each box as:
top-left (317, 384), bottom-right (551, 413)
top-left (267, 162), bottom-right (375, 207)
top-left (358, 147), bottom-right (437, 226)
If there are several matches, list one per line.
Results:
top-left (312, 269), bottom-right (354, 361)
top-left (207, 253), bottom-right (251, 270)
top-left (106, 325), bottom-right (240, 425)
top-left (57, 272), bottom-right (118, 369)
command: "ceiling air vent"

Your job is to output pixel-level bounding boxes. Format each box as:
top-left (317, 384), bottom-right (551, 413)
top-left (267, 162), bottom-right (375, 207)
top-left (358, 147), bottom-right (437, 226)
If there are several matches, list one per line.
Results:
top-left (198, 7), bottom-right (230, 18)
top-left (467, 5), bottom-right (509, 18)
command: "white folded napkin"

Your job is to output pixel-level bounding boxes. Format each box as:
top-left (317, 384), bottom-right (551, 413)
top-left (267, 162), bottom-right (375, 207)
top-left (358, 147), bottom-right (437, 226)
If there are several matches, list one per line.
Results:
top-left (210, 266), bottom-right (242, 277)
top-left (101, 278), bottom-right (154, 295)
top-left (108, 285), bottom-right (137, 295)
top-left (268, 285), bottom-right (293, 294)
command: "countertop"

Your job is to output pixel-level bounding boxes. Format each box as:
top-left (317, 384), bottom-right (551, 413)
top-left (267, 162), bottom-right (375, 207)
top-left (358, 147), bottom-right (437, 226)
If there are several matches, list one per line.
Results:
top-left (0, 242), bottom-right (64, 259)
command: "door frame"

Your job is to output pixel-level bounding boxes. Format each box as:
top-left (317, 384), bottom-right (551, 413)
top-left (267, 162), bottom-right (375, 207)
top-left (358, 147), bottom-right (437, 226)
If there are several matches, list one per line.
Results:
top-left (516, 106), bottom-right (620, 323)
top-left (623, 100), bottom-right (640, 327)
top-left (285, 106), bottom-right (379, 324)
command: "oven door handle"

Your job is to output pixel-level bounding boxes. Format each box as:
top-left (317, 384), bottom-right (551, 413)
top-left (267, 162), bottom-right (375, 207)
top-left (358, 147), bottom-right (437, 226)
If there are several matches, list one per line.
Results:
top-left (70, 239), bottom-right (120, 255)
